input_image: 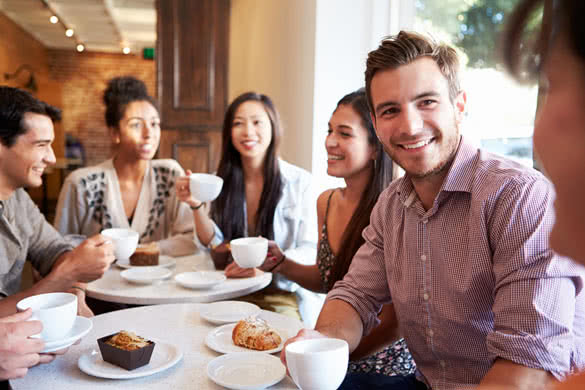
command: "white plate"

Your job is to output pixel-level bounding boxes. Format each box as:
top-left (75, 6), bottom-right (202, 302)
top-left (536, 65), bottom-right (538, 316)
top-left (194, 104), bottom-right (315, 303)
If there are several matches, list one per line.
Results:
top-left (205, 311), bottom-right (302, 354)
top-left (207, 352), bottom-right (285, 390)
top-left (120, 267), bottom-right (173, 284)
top-left (199, 301), bottom-right (261, 325)
top-left (42, 316), bottom-right (93, 353)
top-left (174, 271), bottom-right (227, 289)
top-left (116, 255), bottom-right (176, 269)
top-left (78, 339), bottom-right (182, 379)
top-left (206, 323), bottom-right (288, 354)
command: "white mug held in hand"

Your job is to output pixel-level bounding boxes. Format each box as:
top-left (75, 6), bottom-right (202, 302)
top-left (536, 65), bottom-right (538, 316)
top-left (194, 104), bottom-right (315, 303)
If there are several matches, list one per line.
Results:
top-left (285, 338), bottom-right (349, 390)
top-left (230, 237), bottom-right (268, 268)
top-left (101, 228), bottom-right (139, 261)
top-left (16, 292), bottom-right (78, 341)
top-left (189, 173), bottom-right (224, 202)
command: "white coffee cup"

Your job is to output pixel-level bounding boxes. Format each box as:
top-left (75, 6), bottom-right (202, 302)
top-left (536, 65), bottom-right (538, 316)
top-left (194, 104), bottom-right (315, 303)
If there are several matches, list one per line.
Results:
top-left (230, 237), bottom-right (268, 268)
top-left (101, 228), bottom-right (139, 261)
top-left (285, 338), bottom-right (349, 390)
top-left (16, 292), bottom-right (78, 341)
top-left (189, 173), bottom-right (224, 202)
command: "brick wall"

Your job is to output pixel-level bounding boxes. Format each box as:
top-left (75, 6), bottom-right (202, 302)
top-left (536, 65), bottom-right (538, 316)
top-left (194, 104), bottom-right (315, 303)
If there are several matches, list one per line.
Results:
top-left (48, 50), bottom-right (155, 165)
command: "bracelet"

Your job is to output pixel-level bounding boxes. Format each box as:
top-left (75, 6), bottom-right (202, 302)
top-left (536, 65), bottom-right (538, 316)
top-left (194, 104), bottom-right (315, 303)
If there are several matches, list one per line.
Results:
top-left (190, 202), bottom-right (205, 210)
top-left (267, 254), bottom-right (286, 273)
top-left (70, 286), bottom-right (86, 294)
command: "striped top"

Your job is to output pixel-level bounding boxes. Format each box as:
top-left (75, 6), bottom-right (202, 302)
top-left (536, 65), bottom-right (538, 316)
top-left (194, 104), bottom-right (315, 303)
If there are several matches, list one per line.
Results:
top-left (327, 138), bottom-right (585, 389)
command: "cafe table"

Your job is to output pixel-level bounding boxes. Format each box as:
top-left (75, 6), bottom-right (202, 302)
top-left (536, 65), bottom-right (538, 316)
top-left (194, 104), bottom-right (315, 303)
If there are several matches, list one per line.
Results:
top-left (11, 303), bottom-right (303, 389)
top-left (86, 252), bottom-right (272, 305)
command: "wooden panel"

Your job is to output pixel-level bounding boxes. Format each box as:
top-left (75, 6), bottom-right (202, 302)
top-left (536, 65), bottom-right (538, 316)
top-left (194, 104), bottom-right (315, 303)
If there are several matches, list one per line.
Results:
top-left (173, 142), bottom-right (211, 174)
top-left (173, 0), bottom-right (212, 111)
top-left (157, 0), bottom-right (229, 128)
top-left (158, 129), bottom-right (222, 174)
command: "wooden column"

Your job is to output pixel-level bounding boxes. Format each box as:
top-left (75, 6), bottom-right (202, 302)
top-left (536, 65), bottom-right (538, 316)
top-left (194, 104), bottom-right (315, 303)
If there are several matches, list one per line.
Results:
top-left (156, 0), bottom-right (229, 173)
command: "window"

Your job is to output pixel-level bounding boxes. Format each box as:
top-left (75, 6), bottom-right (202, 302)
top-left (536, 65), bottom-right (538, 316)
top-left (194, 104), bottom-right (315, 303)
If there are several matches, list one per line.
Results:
top-left (414, 0), bottom-right (539, 167)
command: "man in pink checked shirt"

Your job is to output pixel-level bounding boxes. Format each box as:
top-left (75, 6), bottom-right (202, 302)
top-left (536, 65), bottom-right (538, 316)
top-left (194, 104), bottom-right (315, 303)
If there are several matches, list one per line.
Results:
top-left (282, 31), bottom-right (585, 390)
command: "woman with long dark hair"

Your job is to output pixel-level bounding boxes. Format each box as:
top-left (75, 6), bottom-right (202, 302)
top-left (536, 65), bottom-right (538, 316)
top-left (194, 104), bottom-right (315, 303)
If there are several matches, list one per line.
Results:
top-left (176, 92), bottom-right (317, 320)
top-left (504, 1), bottom-right (585, 388)
top-left (232, 89), bottom-right (414, 376)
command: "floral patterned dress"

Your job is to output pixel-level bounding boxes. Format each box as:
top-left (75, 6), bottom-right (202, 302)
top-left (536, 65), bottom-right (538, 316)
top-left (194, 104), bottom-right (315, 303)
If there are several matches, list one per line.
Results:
top-left (317, 189), bottom-right (416, 377)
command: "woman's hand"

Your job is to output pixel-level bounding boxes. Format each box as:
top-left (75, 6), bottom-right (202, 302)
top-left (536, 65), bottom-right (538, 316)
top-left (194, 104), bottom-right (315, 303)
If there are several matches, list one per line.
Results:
top-left (175, 169), bottom-right (203, 209)
top-left (258, 241), bottom-right (285, 272)
top-left (225, 261), bottom-right (263, 278)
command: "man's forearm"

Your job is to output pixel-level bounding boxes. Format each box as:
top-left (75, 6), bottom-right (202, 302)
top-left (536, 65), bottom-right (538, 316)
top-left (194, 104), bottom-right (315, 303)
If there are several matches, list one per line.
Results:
top-left (478, 358), bottom-right (557, 390)
top-left (315, 299), bottom-right (364, 353)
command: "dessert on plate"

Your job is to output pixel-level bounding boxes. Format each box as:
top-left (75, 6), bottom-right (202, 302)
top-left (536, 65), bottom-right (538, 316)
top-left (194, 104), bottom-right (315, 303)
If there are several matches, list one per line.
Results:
top-left (232, 316), bottom-right (282, 351)
top-left (98, 330), bottom-right (155, 370)
top-left (129, 242), bottom-right (160, 266)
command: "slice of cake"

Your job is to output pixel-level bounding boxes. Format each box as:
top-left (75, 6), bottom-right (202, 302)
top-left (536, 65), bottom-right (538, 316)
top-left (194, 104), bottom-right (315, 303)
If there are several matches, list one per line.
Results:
top-left (97, 330), bottom-right (155, 370)
top-left (232, 316), bottom-right (282, 351)
top-left (129, 242), bottom-right (160, 266)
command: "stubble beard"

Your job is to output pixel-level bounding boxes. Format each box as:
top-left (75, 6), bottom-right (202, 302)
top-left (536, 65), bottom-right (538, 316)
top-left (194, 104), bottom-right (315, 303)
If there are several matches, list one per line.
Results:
top-left (382, 128), bottom-right (461, 180)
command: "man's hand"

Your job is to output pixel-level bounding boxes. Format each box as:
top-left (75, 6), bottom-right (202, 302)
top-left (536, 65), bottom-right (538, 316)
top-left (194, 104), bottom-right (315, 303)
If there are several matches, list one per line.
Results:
top-left (224, 261), bottom-right (262, 278)
top-left (280, 329), bottom-right (327, 374)
top-left (0, 309), bottom-right (45, 380)
top-left (52, 234), bottom-right (115, 283)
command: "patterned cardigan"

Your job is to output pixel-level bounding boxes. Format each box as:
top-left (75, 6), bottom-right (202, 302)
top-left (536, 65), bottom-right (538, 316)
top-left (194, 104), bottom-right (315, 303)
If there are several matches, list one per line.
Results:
top-left (53, 159), bottom-right (197, 256)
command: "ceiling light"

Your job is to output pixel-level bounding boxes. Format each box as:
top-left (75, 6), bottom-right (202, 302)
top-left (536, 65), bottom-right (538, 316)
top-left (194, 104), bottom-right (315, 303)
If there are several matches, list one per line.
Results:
top-left (122, 47), bottom-right (131, 55)
top-left (49, 15), bottom-right (59, 24)
top-left (76, 44), bottom-right (85, 52)
top-left (65, 29), bottom-right (74, 37)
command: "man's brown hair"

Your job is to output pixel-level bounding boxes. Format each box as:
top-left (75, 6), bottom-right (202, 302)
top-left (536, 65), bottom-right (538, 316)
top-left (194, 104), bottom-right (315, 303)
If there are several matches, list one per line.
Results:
top-left (365, 31), bottom-right (461, 114)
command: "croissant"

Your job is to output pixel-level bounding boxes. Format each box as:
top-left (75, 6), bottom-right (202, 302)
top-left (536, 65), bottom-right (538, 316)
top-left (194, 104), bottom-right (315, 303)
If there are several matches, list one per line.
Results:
top-left (232, 317), bottom-right (282, 351)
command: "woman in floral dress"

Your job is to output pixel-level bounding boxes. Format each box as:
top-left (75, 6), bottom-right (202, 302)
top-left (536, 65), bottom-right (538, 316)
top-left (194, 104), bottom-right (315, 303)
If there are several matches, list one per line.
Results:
top-left (255, 89), bottom-right (415, 376)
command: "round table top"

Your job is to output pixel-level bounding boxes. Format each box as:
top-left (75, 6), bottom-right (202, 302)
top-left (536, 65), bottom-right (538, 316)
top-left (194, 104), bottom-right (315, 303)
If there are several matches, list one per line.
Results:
top-left (86, 253), bottom-right (272, 305)
top-left (11, 303), bottom-right (303, 389)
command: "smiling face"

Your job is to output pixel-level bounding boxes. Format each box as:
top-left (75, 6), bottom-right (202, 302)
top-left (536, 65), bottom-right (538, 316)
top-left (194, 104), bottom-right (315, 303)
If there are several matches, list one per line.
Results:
top-left (0, 112), bottom-right (56, 193)
top-left (114, 100), bottom-right (160, 161)
top-left (326, 104), bottom-right (376, 179)
top-left (370, 57), bottom-right (465, 180)
top-left (533, 35), bottom-right (585, 263)
top-left (230, 101), bottom-right (273, 164)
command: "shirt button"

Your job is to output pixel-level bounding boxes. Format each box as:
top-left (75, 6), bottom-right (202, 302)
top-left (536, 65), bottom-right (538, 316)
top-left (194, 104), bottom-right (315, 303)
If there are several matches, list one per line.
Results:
top-left (427, 329), bottom-right (434, 337)
top-left (440, 360), bottom-right (446, 368)
top-left (421, 254), bottom-right (427, 261)
top-left (423, 219), bottom-right (428, 224)
top-left (423, 293), bottom-right (429, 301)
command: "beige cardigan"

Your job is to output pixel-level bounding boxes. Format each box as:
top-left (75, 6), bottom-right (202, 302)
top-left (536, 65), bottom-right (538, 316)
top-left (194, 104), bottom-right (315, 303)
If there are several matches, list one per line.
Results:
top-left (53, 159), bottom-right (197, 256)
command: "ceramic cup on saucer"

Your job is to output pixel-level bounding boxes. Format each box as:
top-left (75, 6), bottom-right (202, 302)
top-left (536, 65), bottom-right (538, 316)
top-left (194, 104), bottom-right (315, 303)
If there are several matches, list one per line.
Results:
top-left (101, 228), bottom-right (139, 261)
top-left (16, 292), bottom-right (78, 341)
top-left (189, 173), bottom-right (224, 202)
top-left (285, 338), bottom-right (349, 390)
top-left (230, 237), bottom-right (268, 268)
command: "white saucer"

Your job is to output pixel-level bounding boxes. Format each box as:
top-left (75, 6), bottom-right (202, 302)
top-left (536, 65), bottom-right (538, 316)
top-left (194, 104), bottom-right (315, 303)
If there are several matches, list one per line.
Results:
top-left (42, 316), bottom-right (93, 353)
top-left (207, 352), bottom-right (285, 390)
top-left (78, 339), bottom-right (182, 379)
top-left (116, 255), bottom-right (176, 269)
top-left (120, 267), bottom-right (173, 284)
top-left (199, 301), bottom-right (261, 325)
top-left (205, 323), bottom-right (287, 354)
top-left (174, 271), bottom-right (227, 289)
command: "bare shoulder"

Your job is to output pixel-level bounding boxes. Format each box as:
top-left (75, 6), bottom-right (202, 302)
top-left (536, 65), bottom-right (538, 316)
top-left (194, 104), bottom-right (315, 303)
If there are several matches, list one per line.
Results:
top-left (317, 189), bottom-right (336, 215)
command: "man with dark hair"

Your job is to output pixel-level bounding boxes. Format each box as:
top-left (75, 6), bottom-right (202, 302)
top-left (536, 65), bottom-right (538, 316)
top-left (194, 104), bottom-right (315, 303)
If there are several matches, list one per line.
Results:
top-left (282, 32), bottom-right (585, 390)
top-left (0, 86), bottom-right (115, 380)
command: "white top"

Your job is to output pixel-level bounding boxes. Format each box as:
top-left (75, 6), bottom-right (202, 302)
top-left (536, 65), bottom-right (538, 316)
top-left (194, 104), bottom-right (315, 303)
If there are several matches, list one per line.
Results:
top-left (86, 253), bottom-right (272, 305)
top-left (195, 159), bottom-right (323, 325)
top-left (10, 303), bottom-right (301, 389)
top-left (197, 160), bottom-right (318, 266)
top-left (54, 159), bottom-right (197, 257)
